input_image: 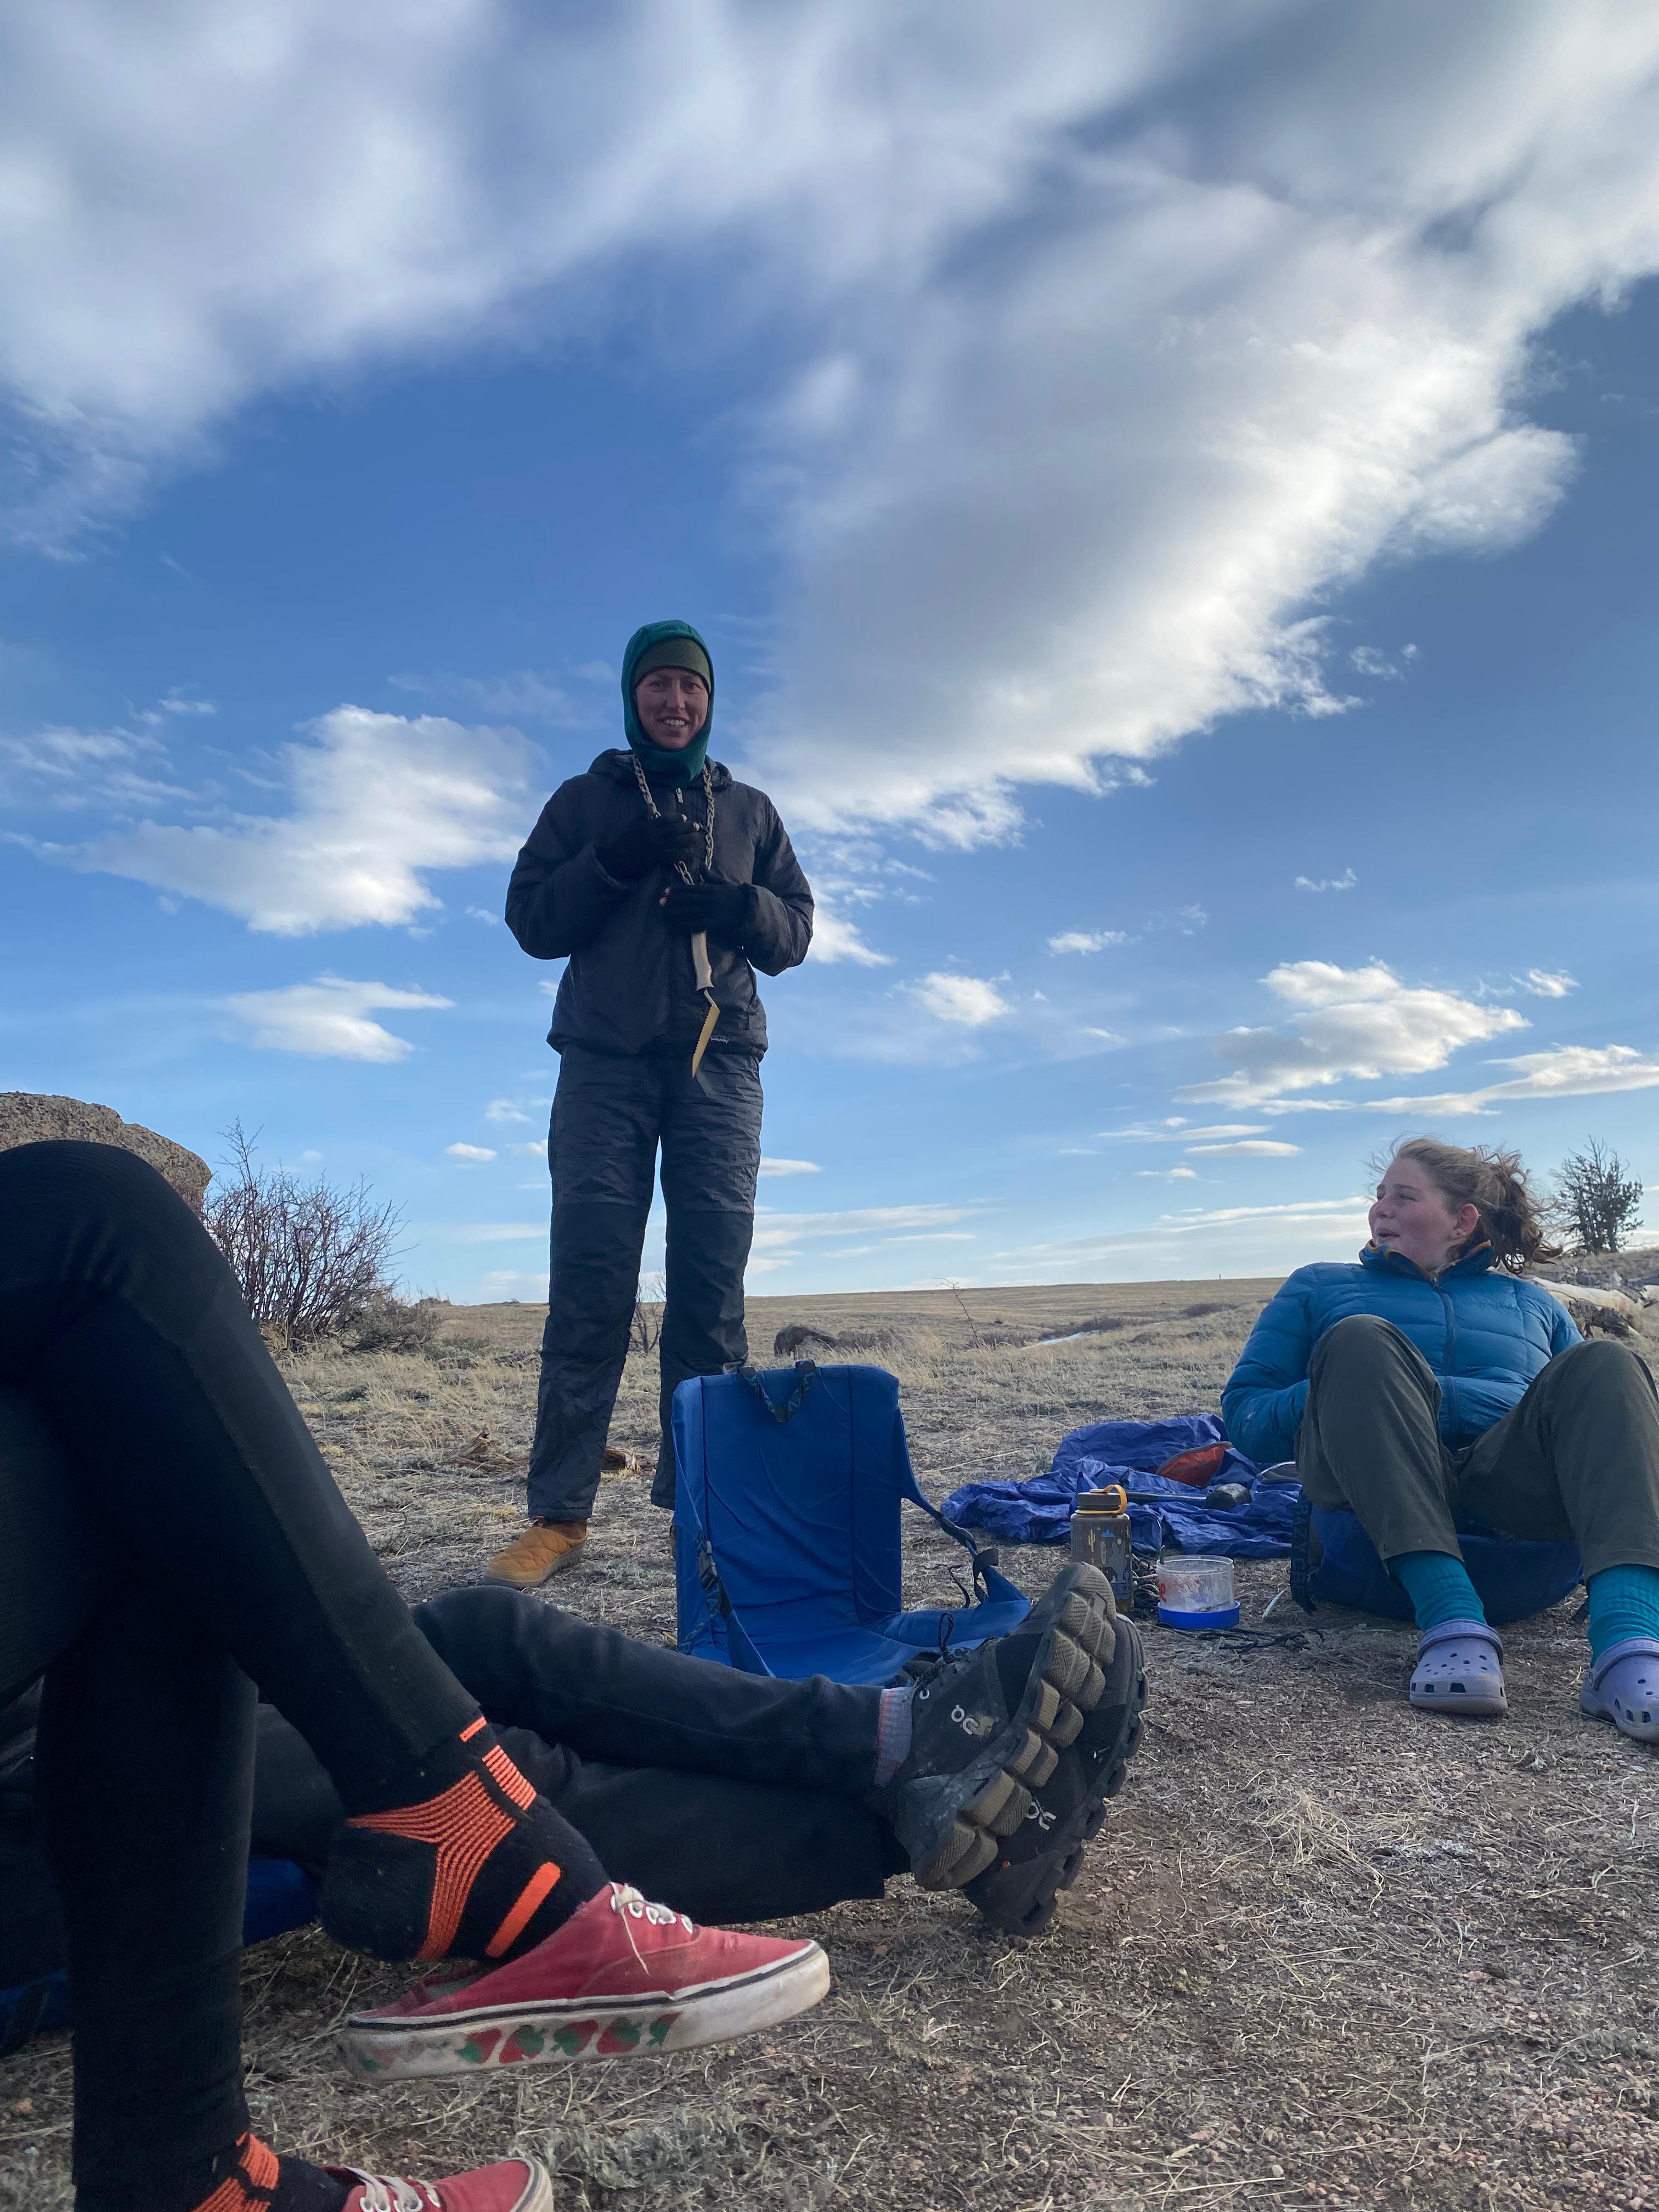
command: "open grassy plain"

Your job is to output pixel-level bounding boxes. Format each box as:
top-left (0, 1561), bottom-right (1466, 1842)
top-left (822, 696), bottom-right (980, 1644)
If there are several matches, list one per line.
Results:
top-left (4, 1277), bottom-right (1656, 2212)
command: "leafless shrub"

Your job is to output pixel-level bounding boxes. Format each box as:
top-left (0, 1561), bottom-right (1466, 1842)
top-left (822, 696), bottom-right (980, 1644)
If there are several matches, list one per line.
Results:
top-left (348, 1293), bottom-right (444, 1355)
top-left (204, 1122), bottom-right (400, 1348)
top-left (630, 1269), bottom-right (666, 1357)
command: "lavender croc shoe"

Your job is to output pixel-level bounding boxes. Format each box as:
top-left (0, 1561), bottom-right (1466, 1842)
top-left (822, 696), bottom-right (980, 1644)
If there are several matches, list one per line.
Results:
top-left (1409, 1620), bottom-right (1506, 1717)
top-left (1581, 1638), bottom-right (1659, 1745)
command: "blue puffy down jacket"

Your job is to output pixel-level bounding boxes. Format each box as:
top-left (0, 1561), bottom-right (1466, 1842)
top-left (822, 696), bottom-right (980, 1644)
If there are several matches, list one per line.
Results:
top-left (1222, 1243), bottom-right (1580, 1470)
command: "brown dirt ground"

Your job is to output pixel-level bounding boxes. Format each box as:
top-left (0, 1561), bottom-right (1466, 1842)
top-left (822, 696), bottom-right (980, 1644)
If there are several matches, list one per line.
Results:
top-left (4, 1280), bottom-right (1657, 2212)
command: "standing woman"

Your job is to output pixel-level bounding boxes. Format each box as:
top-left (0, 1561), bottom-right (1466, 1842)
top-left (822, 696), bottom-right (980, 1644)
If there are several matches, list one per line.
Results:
top-left (489, 621), bottom-right (813, 1587)
top-left (1223, 1137), bottom-right (1659, 1740)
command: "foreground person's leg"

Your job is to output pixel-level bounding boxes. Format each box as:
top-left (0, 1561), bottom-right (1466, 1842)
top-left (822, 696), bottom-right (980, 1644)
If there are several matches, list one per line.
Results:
top-left (499, 1050), bottom-right (659, 1584)
top-left (413, 1589), bottom-right (885, 1795)
top-left (652, 1050), bottom-right (761, 1506)
top-left (1458, 1339), bottom-right (1659, 1743)
top-left (0, 1143), bottom-right (608, 1968)
top-left (1297, 1316), bottom-right (1503, 1714)
top-left (39, 1589), bottom-right (261, 2212)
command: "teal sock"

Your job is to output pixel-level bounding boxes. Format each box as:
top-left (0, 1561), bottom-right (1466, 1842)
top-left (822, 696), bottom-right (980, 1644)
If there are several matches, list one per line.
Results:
top-left (1391, 1550), bottom-right (1486, 1633)
top-left (1586, 1565), bottom-right (1659, 1663)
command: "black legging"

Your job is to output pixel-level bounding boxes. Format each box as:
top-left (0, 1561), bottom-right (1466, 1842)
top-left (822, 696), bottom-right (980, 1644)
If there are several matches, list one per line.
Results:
top-left (0, 1142), bottom-right (588, 2206)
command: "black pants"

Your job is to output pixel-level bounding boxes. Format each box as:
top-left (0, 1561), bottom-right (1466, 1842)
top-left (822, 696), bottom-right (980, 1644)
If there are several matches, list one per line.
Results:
top-left (0, 1143), bottom-right (553, 2205)
top-left (247, 1588), bottom-right (900, 1924)
top-left (527, 1045), bottom-right (762, 1520)
top-left (1297, 1316), bottom-right (1659, 1576)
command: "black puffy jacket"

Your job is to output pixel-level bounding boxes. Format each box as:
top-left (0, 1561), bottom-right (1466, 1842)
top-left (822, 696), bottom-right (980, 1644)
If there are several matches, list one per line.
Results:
top-left (505, 750), bottom-right (814, 1058)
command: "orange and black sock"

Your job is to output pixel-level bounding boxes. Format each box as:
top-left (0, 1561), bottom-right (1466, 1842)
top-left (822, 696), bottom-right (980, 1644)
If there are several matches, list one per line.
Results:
top-left (83, 2133), bottom-right (349, 2212)
top-left (319, 1716), bottom-right (606, 1963)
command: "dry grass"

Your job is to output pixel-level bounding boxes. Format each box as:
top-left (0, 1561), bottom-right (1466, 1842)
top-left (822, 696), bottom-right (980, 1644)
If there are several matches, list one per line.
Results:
top-left (5, 1279), bottom-right (1658, 2212)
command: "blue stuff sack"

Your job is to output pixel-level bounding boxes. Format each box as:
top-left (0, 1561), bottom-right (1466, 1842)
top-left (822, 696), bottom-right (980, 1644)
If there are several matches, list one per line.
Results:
top-left (1290, 1498), bottom-right (1581, 1625)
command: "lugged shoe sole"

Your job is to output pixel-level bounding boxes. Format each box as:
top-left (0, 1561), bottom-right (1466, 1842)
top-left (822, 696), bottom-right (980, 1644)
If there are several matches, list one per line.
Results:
top-left (964, 1618), bottom-right (1148, 1939)
top-left (910, 1566), bottom-right (1117, 1889)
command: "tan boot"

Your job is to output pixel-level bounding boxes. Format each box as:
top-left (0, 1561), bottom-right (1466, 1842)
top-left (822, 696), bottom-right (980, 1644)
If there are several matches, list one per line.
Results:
top-left (486, 1519), bottom-right (589, 1589)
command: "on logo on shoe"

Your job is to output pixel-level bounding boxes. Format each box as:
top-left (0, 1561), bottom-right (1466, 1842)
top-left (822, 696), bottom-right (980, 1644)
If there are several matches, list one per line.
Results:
top-left (950, 1703), bottom-right (992, 1737)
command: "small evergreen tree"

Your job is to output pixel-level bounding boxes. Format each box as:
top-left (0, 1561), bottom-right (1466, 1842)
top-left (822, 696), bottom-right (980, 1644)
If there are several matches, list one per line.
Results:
top-left (1553, 1139), bottom-right (1644, 1255)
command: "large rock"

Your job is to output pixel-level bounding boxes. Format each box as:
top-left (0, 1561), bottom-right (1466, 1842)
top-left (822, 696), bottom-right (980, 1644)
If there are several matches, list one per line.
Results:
top-left (0, 1093), bottom-right (212, 1212)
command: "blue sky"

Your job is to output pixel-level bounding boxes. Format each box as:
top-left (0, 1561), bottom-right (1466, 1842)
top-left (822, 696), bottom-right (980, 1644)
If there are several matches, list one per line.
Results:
top-left (4, 3), bottom-right (1658, 1301)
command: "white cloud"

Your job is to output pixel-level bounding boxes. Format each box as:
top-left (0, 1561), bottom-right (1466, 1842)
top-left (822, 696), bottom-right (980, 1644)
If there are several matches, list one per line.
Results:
top-left (444, 1141), bottom-right (497, 1161)
top-left (1186, 1139), bottom-right (1301, 1156)
top-left (748, 1200), bottom-right (981, 1274)
top-left (223, 975), bottom-right (452, 1062)
top-left (483, 1097), bottom-right (546, 1124)
top-left (63, 708), bottom-right (539, 934)
top-left (1349, 646), bottom-right (1416, 680)
top-left (1295, 868), bottom-right (1357, 894)
top-left (388, 671), bottom-right (583, 725)
top-left (991, 1194), bottom-right (1374, 1278)
top-left (1136, 1166), bottom-right (1200, 1180)
top-left (1048, 928), bottom-right (1129, 955)
top-left (1183, 960), bottom-right (1528, 1107)
top-left (1517, 968), bottom-right (1578, 998)
top-left (1104, 1122), bottom-right (1266, 1142)
top-left (1356, 1043), bottom-right (1659, 1117)
top-left (465, 906), bottom-right (499, 926)
top-left (907, 972), bottom-right (1012, 1026)
top-left (759, 1157), bottom-right (822, 1177)
top-left (2, 714), bottom-right (194, 812)
top-left (806, 905), bottom-right (893, 967)
top-left (454, 1223), bottom-right (549, 1243)
top-left (7, 9), bottom-right (1659, 840)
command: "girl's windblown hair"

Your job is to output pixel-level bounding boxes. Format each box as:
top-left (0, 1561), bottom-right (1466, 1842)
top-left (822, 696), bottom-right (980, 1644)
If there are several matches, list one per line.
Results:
top-left (1375, 1136), bottom-right (1561, 1274)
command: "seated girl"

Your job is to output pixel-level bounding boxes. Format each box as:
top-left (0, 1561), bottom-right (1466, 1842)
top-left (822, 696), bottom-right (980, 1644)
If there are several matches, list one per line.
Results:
top-left (1222, 1136), bottom-right (1659, 1740)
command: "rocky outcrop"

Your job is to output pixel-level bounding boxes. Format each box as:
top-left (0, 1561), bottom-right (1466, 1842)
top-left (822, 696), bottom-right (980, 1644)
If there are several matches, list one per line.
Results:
top-left (0, 1093), bottom-right (212, 1212)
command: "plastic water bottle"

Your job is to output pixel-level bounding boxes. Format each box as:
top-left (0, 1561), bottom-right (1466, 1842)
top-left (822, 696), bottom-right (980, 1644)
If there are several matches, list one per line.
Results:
top-left (1070, 1485), bottom-right (1133, 1608)
top-left (1155, 1555), bottom-right (1240, 1630)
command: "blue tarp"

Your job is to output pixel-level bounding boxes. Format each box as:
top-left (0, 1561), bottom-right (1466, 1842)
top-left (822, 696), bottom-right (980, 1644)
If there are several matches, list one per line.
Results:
top-left (943, 1413), bottom-right (1299, 1559)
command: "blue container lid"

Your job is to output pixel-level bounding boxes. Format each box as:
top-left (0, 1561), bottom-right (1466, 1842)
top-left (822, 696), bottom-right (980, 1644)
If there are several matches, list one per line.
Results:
top-left (1157, 1602), bottom-right (1241, 1632)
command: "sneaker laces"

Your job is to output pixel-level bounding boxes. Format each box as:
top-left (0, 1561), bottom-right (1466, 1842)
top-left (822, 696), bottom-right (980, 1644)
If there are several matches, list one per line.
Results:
top-left (343, 2175), bottom-right (443, 2212)
top-left (607, 1883), bottom-right (693, 1970)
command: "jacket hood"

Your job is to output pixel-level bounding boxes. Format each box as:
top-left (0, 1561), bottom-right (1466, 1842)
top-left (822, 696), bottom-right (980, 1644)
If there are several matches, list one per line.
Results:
top-left (1359, 1239), bottom-right (1498, 1283)
top-left (589, 749), bottom-right (732, 792)
top-left (620, 618), bottom-right (715, 785)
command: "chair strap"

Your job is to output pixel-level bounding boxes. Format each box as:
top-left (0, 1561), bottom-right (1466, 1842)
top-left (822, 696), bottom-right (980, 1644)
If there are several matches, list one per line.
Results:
top-left (736, 1359), bottom-right (818, 1423)
top-left (895, 1459), bottom-right (1006, 1604)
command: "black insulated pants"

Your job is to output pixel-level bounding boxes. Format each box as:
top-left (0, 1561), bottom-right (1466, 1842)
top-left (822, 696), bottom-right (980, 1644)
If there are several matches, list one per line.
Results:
top-left (526, 1045), bottom-right (762, 1520)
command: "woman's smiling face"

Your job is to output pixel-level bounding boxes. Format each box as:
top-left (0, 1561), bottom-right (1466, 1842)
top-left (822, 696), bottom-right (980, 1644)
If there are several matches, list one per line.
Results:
top-left (1368, 1155), bottom-right (1481, 1277)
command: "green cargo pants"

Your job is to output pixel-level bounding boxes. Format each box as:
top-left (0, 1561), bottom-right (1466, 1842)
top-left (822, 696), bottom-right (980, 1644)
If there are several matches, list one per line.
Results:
top-left (1295, 1315), bottom-right (1659, 1579)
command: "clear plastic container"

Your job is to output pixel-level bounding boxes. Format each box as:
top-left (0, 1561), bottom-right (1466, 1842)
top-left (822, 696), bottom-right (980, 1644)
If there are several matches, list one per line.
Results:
top-left (1155, 1554), bottom-right (1239, 1630)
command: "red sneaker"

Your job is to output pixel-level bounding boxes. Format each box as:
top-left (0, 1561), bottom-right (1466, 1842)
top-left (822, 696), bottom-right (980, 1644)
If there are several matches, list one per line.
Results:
top-left (329, 2158), bottom-right (551, 2210)
top-left (340, 1883), bottom-right (830, 2083)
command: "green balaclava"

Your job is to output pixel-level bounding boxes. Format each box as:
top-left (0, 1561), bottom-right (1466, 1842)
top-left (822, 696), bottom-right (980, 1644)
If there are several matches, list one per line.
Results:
top-left (620, 619), bottom-right (715, 785)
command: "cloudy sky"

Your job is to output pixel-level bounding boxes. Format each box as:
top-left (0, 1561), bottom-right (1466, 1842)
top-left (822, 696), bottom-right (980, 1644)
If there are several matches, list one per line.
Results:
top-left (4, 1), bottom-right (1658, 1300)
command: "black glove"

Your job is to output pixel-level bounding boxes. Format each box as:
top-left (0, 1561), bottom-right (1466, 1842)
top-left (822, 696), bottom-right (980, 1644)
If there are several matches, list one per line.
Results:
top-left (661, 880), bottom-right (751, 944)
top-left (595, 814), bottom-right (702, 883)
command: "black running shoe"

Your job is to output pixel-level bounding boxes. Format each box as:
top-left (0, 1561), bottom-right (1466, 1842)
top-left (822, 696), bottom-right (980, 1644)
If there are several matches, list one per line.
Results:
top-left (877, 1564), bottom-right (1115, 1890)
top-left (964, 1616), bottom-right (1147, 1938)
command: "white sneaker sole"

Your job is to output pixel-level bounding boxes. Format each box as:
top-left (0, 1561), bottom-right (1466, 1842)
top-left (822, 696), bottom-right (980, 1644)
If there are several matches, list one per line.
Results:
top-left (340, 1943), bottom-right (830, 2083)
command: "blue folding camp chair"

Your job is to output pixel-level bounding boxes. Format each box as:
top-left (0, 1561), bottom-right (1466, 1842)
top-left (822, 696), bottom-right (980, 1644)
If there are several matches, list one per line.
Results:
top-left (672, 1361), bottom-right (1032, 1684)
